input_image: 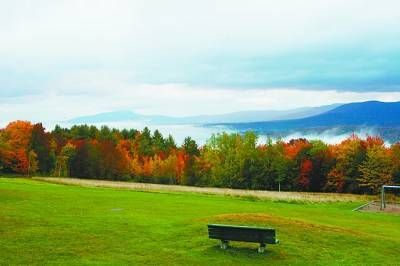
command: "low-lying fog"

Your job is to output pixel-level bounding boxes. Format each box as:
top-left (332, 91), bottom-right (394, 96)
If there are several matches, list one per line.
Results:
top-left (39, 121), bottom-right (392, 146)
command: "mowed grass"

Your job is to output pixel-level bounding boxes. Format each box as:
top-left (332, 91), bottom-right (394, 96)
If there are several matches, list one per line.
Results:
top-left (0, 178), bottom-right (399, 265)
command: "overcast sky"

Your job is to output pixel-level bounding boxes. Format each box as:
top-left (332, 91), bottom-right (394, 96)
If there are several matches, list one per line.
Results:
top-left (1, 0), bottom-right (400, 123)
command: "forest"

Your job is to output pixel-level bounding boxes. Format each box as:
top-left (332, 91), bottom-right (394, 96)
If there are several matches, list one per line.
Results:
top-left (1, 120), bottom-right (399, 194)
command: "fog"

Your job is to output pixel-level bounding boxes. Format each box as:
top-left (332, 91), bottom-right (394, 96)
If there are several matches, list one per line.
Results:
top-left (32, 121), bottom-right (392, 147)
top-left (258, 127), bottom-right (393, 146)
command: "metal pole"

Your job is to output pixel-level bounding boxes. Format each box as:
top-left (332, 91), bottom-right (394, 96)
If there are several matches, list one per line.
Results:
top-left (381, 186), bottom-right (384, 210)
top-left (384, 186), bottom-right (386, 209)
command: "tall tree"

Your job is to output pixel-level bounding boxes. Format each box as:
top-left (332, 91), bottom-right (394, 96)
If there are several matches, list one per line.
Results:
top-left (297, 159), bottom-right (312, 191)
top-left (55, 143), bottom-right (77, 177)
top-left (0, 130), bottom-right (10, 173)
top-left (182, 137), bottom-right (200, 185)
top-left (3, 121), bottom-right (33, 174)
top-left (252, 140), bottom-right (289, 190)
top-left (30, 123), bottom-right (56, 174)
top-left (153, 130), bottom-right (166, 156)
top-left (359, 144), bottom-right (392, 193)
top-left (202, 132), bottom-right (258, 189)
top-left (326, 136), bottom-right (366, 193)
top-left (137, 127), bottom-right (153, 157)
top-left (308, 140), bottom-right (334, 192)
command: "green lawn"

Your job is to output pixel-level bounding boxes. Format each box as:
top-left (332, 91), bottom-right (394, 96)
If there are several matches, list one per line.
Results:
top-left (0, 178), bottom-right (399, 265)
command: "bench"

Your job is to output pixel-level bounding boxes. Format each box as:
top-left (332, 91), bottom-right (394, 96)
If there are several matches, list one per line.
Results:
top-left (207, 224), bottom-right (279, 253)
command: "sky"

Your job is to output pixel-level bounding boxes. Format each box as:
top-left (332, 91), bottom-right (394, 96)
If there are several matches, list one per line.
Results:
top-left (1, 0), bottom-right (400, 124)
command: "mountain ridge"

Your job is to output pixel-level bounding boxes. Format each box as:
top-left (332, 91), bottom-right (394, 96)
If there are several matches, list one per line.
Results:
top-left (215, 101), bottom-right (400, 131)
top-left (67, 104), bottom-right (340, 125)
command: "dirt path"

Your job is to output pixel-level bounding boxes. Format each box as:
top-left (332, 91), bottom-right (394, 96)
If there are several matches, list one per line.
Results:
top-left (33, 177), bottom-right (372, 203)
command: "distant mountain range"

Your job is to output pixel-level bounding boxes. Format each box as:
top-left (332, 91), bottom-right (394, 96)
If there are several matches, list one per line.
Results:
top-left (211, 101), bottom-right (400, 143)
top-left (66, 101), bottom-right (400, 142)
top-left (67, 104), bottom-right (340, 125)
top-left (216, 101), bottom-right (400, 131)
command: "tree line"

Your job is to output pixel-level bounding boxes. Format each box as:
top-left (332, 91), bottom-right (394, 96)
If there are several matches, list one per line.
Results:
top-left (1, 120), bottom-right (399, 194)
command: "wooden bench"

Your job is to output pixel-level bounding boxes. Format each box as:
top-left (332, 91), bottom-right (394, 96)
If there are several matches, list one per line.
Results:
top-left (207, 224), bottom-right (279, 253)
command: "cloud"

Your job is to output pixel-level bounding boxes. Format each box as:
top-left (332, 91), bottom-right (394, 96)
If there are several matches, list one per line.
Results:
top-left (2, 0), bottom-right (399, 57)
top-left (0, 0), bottom-right (399, 92)
top-left (1, 1), bottom-right (399, 129)
top-left (2, 70), bottom-right (400, 125)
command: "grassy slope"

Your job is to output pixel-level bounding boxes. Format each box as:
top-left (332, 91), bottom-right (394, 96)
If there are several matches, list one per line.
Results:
top-left (0, 178), bottom-right (399, 265)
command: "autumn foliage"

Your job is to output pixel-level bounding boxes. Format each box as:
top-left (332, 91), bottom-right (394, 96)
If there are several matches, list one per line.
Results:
top-left (1, 121), bottom-right (399, 194)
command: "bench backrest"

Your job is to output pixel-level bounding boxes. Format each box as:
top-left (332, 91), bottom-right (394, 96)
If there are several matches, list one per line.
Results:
top-left (208, 224), bottom-right (277, 244)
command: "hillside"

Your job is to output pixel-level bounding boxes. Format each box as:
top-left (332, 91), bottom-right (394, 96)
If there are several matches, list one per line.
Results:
top-left (218, 101), bottom-right (400, 131)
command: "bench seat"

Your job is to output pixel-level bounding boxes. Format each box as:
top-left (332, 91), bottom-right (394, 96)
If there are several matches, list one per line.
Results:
top-left (208, 224), bottom-right (279, 253)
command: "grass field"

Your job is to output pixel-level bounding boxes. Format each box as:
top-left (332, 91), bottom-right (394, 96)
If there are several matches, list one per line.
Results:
top-left (33, 177), bottom-right (372, 203)
top-left (1, 178), bottom-right (399, 265)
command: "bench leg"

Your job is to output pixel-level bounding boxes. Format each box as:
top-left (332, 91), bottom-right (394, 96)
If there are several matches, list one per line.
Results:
top-left (258, 243), bottom-right (266, 253)
top-left (220, 240), bottom-right (229, 250)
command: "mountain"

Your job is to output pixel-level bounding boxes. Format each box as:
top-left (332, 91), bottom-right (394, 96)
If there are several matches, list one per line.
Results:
top-left (68, 111), bottom-right (140, 123)
top-left (172, 104), bottom-right (340, 124)
top-left (67, 104), bottom-right (340, 125)
top-left (216, 101), bottom-right (400, 131)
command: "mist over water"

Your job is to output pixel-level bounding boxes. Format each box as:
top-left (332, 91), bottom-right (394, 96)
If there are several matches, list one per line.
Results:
top-left (275, 128), bottom-right (381, 144)
top-left (33, 121), bottom-right (393, 146)
top-left (258, 127), bottom-right (396, 146)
